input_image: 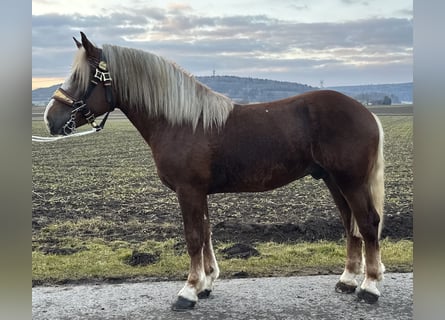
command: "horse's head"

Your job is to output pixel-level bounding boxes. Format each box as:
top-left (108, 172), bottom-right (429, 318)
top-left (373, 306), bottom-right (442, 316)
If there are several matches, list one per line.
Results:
top-left (44, 32), bottom-right (115, 136)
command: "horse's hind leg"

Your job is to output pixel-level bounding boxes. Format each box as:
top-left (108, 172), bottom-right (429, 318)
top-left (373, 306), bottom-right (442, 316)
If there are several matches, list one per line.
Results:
top-left (341, 185), bottom-right (385, 304)
top-left (324, 176), bottom-right (364, 293)
top-left (198, 209), bottom-right (220, 299)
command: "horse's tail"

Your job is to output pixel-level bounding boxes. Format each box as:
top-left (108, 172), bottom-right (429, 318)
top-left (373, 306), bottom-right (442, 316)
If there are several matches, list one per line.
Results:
top-left (352, 113), bottom-right (385, 239)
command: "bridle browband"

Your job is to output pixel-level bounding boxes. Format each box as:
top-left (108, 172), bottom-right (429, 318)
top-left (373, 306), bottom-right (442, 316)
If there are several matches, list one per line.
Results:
top-left (52, 52), bottom-right (115, 135)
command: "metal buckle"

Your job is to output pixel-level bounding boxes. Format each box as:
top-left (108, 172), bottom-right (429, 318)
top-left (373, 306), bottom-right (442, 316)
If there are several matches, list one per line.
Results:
top-left (98, 60), bottom-right (107, 71)
top-left (85, 113), bottom-right (96, 124)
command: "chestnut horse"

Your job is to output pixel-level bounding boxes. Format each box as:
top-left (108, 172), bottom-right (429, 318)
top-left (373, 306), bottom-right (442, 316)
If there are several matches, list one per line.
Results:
top-left (43, 33), bottom-right (385, 310)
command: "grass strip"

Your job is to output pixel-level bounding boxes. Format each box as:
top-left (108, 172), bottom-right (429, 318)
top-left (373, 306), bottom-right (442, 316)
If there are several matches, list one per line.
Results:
top-left (32, 239), bottom-right (412, 285)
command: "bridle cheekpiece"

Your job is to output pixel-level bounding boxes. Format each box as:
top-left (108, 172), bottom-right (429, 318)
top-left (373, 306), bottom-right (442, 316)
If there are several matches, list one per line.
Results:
top-left (52, 52), bottom-right (115, 135)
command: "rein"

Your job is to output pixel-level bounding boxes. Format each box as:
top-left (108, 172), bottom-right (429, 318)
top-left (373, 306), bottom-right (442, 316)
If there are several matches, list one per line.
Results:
top-left (32, 53), bottom-right (115, 142)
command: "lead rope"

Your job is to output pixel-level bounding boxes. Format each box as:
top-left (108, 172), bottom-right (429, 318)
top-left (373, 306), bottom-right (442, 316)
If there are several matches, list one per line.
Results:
top-left (32, 110), bottom-right (111, 142)
top-left (32, 128), bottom-right (99, 142)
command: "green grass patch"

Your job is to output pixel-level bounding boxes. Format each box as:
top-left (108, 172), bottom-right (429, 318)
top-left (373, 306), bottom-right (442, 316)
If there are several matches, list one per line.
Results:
top-left (32, 238), bottom-right (189, 284)
top-left (218, 239), bottom-right (412, 277)
top-left (32, 239), bottom-right (412, 285)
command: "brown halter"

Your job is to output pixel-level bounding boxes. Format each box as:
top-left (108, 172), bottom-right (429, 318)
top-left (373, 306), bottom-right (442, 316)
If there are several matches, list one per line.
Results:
top-left (52, 55), bottom-right (115, 135)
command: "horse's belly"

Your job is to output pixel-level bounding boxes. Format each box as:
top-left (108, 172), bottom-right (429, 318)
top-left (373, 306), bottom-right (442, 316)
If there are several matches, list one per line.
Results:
top-left (209, 161), bottom-right (310, 193)
top-left (244, 165), bottom-right (307, 191)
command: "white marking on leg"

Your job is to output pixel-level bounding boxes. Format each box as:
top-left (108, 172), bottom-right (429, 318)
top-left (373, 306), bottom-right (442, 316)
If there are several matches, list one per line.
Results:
top-left (360, 277), bottom-right (381, 296)
top-left (210, 261), bottom-right (220, 283)
top-left (178, 248), bottom-right (206, 301)
top-left (203, 240), bottom-right (220, 292)
top-left (203, 275), bottom-right (213, 293)
top-left (360, 260), bottom-right (385, 296)
top-left (360, 252), bottom-right (365, 274)
top-left (202, 272), bottom-right (215, 293)
top-left (377, 261), bottom-right (385, 281)
top-left (339, 268), bottom-right (359, 287)
top-left (208, 239), bottom-right (219, 276)
top-left (178, 267), bottom-right (206, 302)
top-left (178, 283), bottom-right (198, 302)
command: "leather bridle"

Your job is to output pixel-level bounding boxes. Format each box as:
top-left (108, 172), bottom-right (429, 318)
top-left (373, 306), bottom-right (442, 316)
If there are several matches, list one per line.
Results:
top-left (52, 52), bottom-right (115, 135)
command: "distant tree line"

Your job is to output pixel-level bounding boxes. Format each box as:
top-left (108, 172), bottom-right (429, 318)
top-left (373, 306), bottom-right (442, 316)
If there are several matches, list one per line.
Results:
top-left (354, 93), bottom-right (395, 105)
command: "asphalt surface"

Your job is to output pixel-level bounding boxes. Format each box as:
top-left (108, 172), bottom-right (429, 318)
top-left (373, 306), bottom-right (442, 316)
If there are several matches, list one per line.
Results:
top-left (32, 273), bottom-right (412, 319)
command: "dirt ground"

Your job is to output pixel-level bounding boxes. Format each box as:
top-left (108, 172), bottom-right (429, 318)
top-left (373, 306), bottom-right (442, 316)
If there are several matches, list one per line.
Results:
top-left (32, 176), bottom-right (412, 249)
top-left (32, 114), bottom-right (413, 250)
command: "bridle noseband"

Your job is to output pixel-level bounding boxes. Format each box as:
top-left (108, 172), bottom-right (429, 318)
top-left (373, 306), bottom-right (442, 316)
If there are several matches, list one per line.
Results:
top-left (52, 53), bottom-right (115, 135)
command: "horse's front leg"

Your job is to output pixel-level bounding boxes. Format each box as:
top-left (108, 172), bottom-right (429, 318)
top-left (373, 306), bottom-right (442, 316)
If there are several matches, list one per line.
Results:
top-left (198, 210), bottom-right (220, 299)
top-left (172, 187), bottom-right (209, 311)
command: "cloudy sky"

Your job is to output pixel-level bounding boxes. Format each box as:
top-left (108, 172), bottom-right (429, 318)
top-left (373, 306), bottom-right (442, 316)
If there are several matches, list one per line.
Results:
top-left (32, 0), bottom-right (412, 90)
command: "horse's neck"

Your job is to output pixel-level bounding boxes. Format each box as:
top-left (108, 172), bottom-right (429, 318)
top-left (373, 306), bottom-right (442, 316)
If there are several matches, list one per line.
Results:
top-left (119, 106), bottom-right (175, 148)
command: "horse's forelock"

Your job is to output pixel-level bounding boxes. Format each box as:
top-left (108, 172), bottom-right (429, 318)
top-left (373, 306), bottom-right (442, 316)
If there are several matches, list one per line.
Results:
top-left (69, 47), bottom-right (90, 95)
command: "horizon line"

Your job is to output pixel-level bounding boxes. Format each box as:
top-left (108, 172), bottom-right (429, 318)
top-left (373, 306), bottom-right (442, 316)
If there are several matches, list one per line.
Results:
top-left (32, 76), bottom-right (413, 91)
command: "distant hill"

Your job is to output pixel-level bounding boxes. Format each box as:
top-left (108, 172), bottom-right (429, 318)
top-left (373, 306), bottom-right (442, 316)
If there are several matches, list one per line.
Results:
top-left (328, 82), bottom-right (412, 104)
top-left (31, 77), bottom-right (315, 106)
top-left (32, 77), bottom-right (412, 106)
top-left (198, 76), bottom-right (315, 103)
top-left (32, 84), bottom-right (59, 106)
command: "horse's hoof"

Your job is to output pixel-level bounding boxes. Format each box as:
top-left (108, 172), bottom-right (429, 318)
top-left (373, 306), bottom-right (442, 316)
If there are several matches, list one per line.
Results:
top-left (198, 289), bottom-right (212, 299)
top-left (335, 281), bottom-right (357, 294)
top-left (171, 296), bottom-right (196, 311)
top-left (357, 289), bottom-right (379, 304)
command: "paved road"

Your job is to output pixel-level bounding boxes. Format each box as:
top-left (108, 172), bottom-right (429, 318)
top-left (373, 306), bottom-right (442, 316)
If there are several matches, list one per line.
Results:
top-left (32, 273), bottom-right (412, 319)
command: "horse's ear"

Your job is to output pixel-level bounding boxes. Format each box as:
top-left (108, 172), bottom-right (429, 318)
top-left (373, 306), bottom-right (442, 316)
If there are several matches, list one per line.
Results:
top-left (80, 32), bottom-right (97, 57)
top-left (73, 37), bottom-right (82, 49)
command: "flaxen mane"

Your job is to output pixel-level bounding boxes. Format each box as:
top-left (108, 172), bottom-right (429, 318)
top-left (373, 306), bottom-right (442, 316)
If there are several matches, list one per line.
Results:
top-left (102, 45), bottom-right (234, 130)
